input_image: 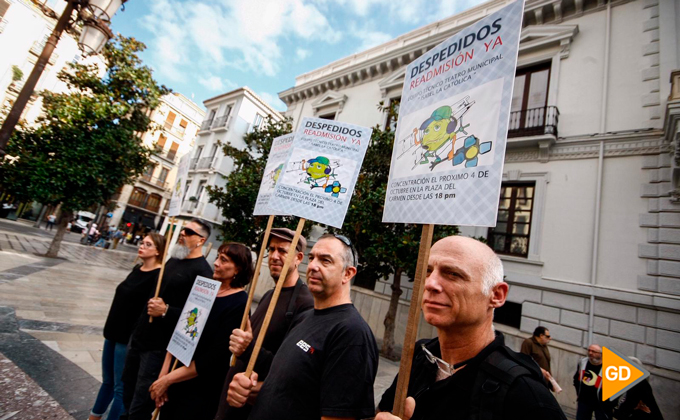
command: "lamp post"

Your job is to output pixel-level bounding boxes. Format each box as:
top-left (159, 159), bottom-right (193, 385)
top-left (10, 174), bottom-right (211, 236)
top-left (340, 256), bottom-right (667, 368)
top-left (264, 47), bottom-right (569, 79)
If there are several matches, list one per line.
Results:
top-left (0, 0), bottom-right (126, 156)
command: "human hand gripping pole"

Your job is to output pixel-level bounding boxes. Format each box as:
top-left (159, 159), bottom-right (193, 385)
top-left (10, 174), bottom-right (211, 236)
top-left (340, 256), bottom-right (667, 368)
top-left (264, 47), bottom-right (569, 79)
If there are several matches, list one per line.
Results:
top-left (149, 217), bottom-right (176, 323)
top-left (150, 358), bottom-right (179, 420)
top-left (393, 224), bottom-right (433, 419)
top-left (231, 214), bottom-right (274, 367)
top-left (243, 217), bottom-right (305, 377)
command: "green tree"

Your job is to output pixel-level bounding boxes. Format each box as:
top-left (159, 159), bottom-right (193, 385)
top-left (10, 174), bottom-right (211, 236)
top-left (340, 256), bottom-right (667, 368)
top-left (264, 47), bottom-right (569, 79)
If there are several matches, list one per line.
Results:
top-left (328, 102), bottom-right (458, 359)
top-left (0, 35), bottom-right (170, 257)
top-left (207, 116), bottom-right (312, 251)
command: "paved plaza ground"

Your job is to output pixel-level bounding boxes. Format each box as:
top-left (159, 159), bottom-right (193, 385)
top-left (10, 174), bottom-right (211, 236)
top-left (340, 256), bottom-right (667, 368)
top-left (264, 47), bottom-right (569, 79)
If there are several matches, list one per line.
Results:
top-left (0, 218), bottom-right (399, 419)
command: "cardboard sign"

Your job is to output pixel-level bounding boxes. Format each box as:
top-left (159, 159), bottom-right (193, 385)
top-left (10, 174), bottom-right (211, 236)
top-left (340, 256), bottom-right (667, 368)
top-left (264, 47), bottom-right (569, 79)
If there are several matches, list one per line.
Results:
top-left (167, 153), bottom-right (191, 217)
top-left (383, 0), bottom-right (524, 227)
top-left (166, 276), bottom-right (220, 366)
top-left (269, 118), bottom-right (372, 228)
top-left (253, 133), bottom-right (295, 216)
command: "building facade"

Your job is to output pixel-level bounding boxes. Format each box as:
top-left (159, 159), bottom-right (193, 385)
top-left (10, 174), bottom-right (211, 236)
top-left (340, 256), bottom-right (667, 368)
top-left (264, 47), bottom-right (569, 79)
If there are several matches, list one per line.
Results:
top-left (279, 0), bottom-right (680, 416)
top-left (166, 87), bottom-right (282, 252)
top-left (109, 93), bottom-right (204, 233)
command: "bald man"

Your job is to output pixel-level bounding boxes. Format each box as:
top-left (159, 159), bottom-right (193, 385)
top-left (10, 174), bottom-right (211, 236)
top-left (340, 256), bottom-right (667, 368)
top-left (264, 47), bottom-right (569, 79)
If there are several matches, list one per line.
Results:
top-left (574, 344), bottom-right (612, 420)
top-left (377, 236), bottom-right (566, 420)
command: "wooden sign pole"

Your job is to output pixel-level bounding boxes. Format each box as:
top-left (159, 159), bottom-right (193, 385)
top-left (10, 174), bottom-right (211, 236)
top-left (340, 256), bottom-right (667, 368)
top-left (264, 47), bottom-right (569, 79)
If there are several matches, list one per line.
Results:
top-left (149, 217), bottom-right (176, 323)
top-left (393, 223), bottom-right (434, 419)
top-left (231, 214), bottom-right (275, 367)
top-left (244, 217), bottom-right (305, 377)
top-left (150, 358), bottom-right (179, 420)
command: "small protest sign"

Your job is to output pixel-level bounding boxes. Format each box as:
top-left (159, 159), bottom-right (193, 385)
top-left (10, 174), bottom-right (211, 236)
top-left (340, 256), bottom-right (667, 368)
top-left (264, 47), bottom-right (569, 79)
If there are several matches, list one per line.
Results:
top-left (253, 133), bottom-right (295, 216)
top-left (166, 276), bottom-right (220, 367)
top-left (168, 153), bottom-right (191, 217)
top-left (383, 0), bottom-right (524, 227)
top-left (269, 118), bottom-right (372, 228)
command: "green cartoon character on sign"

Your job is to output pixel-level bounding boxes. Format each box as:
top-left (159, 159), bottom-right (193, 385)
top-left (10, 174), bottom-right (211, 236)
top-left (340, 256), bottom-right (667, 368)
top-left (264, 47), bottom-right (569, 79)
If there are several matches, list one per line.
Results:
top-left (303, 156), bottom-right (336, 189)
top-left (183, 307), bottom-right (199, 340)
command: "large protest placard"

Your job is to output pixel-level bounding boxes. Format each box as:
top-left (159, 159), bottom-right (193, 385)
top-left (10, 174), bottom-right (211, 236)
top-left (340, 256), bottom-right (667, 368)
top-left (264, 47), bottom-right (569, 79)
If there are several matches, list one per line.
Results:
top-left (253, 133), bottom-right (294, 216)
top-left (383, 0), bottom-right (524, 227)
top-left (166, 276), bottom-right (220, 366)
top-left (269, 118), bottom-right (372, 228)
top-left (167, 153), bottom-right (191, 217)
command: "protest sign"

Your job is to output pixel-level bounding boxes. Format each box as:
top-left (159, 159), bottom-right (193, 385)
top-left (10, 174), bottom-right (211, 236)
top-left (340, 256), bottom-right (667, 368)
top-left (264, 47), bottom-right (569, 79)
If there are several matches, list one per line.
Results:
top-left (383, 0), bottom-right (523, 227)
top-left (168, 153), bottom-right (191, 217)
top-left (269, 118), bottom-right (372, 228)
top-left (385, 2), bottom-right (525, 417)
top-left (253, 133), bottom-right (294, 216)
top-left (166, 276), bottom-right (221, 367)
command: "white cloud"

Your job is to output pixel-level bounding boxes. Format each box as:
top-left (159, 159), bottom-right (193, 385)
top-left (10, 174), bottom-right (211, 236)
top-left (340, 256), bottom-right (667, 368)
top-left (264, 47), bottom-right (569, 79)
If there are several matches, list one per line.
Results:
top-left (258, 91), bottom-right (287, 112)
top-left (355, 30), bottom-right (392, 52)
top-left (296, 48), bottom-right (311, 60)
top-left (198, 75), bottom-right (237, 92)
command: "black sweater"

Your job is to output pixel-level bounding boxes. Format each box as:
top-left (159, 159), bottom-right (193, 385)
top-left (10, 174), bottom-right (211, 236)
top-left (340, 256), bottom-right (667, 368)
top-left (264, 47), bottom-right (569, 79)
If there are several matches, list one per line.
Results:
top-left (130, 257), bottom-right (213, 351)
top-left (103, 265), bottom-right (159, 344)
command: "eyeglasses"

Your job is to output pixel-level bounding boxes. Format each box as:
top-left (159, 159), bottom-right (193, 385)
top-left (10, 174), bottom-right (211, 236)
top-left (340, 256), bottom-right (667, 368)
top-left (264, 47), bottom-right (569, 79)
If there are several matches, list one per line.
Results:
top-left (139, 241), bottom-right (156, 249)
top-left (421, 344), bottom-right (455, 377)
top-left (544, 335), bottom-right (551, 339)
top-left (333, 234), bottom-right (357, 267)
top-left (182, 227), bottom-right (205, 238)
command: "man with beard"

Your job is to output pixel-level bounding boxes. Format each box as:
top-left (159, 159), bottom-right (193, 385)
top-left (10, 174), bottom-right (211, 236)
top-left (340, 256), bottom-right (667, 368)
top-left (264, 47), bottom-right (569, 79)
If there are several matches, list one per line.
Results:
top-left (574, 344), bottom-right (612, 420)
top-left (120, 219), bottom-right (214, 420)
top-left (227, 234), bottom-right (378, 420)
top-left (213, 228), bottom-right (314, 420)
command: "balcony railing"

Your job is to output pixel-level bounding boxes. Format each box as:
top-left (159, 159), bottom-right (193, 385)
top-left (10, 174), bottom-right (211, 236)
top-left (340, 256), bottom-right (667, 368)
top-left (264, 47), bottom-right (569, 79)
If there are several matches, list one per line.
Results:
top-left (507, 106), bottom-right (559, 138)
top-left (197, 156), bottom-right (214, 170)
top-left (140, 174), bottom-right (169, 189)
top-left (152, 148), bottom-right (178, 163)
top-left (212, 115), bottom-right (231, 130)
top-left (200, 119), bottom-right (213, 131)
top-left (190, 158), bottom-right (199, 170)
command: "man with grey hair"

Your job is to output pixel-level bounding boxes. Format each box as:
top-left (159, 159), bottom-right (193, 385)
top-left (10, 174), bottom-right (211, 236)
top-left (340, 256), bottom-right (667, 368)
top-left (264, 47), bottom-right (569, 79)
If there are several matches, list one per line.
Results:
top-left (377, 236), bottom-right (566, 420)
top-left (227, 233), bottom-right (378, 420)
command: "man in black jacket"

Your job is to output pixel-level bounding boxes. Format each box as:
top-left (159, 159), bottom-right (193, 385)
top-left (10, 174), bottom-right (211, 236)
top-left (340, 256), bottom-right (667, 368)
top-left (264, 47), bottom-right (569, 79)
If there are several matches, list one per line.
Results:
top-left (120, 219), bottom-right (214, 420)
top-left (213, 228), bottom-right (314, 420)
top-left (377, 236), bottom-right (566, 420)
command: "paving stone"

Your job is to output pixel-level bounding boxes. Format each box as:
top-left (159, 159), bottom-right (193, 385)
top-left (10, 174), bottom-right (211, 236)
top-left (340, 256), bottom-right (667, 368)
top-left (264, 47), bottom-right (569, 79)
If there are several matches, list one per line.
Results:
top-left (656, 329), bottom-right (680, 351)
top-left (543, 291), bottom-right (586, 312)
top-left (610, 320), bottom-right (646, 343)
top-left (523, 302), bottom-right (560, 323)
top-left (594, 300), bottom-right (636, 323)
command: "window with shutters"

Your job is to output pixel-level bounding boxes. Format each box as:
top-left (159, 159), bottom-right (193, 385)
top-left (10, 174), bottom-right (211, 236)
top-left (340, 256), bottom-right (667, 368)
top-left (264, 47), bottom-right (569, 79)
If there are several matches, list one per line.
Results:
top-left (167, 142), bottom-right (179, 161)
top-left (487, 182), bottom-right (536, 258)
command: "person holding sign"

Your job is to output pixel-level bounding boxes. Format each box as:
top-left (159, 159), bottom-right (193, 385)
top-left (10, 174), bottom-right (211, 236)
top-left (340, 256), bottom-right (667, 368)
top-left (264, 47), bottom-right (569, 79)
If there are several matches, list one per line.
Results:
top-left (214, 228), bottom-right (314, 420)
top-left (88, 233), bottom-right (165, 420)
top-left (148, 242), bottom-right (252, 420)
top-left (120, 219), bottom-right (213, 420)
top-left (227, 234), bottom-right (378, 420)
top-left (376, 236), bottom-right (566, 420)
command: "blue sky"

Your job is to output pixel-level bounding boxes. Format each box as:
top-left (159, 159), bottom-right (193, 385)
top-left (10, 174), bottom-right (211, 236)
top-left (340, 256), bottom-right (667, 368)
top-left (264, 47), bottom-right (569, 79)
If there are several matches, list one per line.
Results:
top-left (110, 0), bottom-right (486, 112)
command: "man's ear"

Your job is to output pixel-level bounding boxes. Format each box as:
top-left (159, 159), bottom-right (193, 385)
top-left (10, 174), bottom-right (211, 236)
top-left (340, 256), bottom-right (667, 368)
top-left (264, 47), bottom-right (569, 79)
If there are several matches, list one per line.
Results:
top-left (295, 251), bottom-right (304, 265)
top-left (490, 282), bottom-right (508, 309)
top-left (343, 266), bottom-right (357, 284)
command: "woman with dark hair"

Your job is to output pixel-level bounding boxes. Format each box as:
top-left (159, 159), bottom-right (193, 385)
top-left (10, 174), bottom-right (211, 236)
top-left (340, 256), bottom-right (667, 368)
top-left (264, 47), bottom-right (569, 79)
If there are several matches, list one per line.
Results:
top-left (149, 243), bottom-right (252, 420)
top-left (89, 233), bottom-right (166, 420)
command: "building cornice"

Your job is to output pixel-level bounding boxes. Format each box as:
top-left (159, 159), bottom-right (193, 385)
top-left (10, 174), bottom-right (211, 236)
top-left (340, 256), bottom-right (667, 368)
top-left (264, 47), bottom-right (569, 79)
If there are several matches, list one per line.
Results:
top-left (203, 86), bottom-right (283, 119)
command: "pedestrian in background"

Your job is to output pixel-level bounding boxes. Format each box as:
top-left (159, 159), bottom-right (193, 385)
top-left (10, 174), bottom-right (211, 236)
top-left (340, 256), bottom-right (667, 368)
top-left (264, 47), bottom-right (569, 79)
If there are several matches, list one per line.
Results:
top-left (45, 213), bottom-right (56, 230)
top-left (613, 357), bottom-right (664, 420)
top-left (574, 344), bottom-right (613, 420)
top-left (521, 326), bottom-right (554, 387)
top-left (88, 233), bottom-right (166, 420)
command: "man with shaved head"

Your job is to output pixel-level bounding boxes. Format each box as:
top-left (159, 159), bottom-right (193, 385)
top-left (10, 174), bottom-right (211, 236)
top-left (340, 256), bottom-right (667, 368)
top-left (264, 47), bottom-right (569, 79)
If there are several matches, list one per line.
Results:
top-left (377, 236), bottom-right (566, 420)
top-left (574, 344), bottom-right (612, 420)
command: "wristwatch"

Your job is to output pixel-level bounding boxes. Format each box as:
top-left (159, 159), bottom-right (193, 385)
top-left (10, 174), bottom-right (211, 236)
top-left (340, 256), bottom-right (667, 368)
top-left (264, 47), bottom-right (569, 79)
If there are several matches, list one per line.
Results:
top-left (162, 304), bottom-right (169, 318)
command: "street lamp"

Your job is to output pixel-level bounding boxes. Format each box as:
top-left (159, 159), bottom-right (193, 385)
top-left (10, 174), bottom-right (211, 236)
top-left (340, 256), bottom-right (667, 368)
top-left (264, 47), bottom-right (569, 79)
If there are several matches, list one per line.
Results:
top-left (0, 0), bottom-right (127, 156)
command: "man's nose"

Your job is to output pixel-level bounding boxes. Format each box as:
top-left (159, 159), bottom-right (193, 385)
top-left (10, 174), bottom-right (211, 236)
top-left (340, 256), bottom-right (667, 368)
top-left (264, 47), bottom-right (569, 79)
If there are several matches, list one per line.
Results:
top-left (423, 270), bottom-right (442, 292)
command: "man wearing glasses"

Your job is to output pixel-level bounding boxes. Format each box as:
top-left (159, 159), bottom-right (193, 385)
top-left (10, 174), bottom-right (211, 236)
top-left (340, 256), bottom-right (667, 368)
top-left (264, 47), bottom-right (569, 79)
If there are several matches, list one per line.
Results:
top-left (521, 326), bottom-right (554, 387)
top-left (574, 344), bottom-right (611, 420)
top-left (227, 233), bottom-right (379, 420)
top-left (213, 228), bottom-right (314, 420)
top-left (120, 219), bottom-right (214, 420)
top-left (376, 236), bottom-right (566, 420)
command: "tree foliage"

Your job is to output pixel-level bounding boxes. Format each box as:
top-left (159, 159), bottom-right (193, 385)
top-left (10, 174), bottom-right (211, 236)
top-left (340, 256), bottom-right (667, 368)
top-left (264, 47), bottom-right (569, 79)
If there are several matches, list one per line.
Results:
top-left (0, 35), bottom-right (170, 256)
top-left (207, 116), bottom-right (312, 252)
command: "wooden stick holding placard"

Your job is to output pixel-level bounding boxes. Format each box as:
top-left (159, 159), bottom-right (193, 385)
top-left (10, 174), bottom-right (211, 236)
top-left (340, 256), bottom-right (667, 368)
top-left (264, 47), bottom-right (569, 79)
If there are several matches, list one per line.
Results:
top-left (149, 217), bottom-right (176, 323)
top-left (231, 214), bottom-right (275, 367)
top-left (393, 223), bottom-right (434, 419)
top-left (150, 358), bottom-right (179, 420)
top-left (244, 217), bottom-right (305, 377)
